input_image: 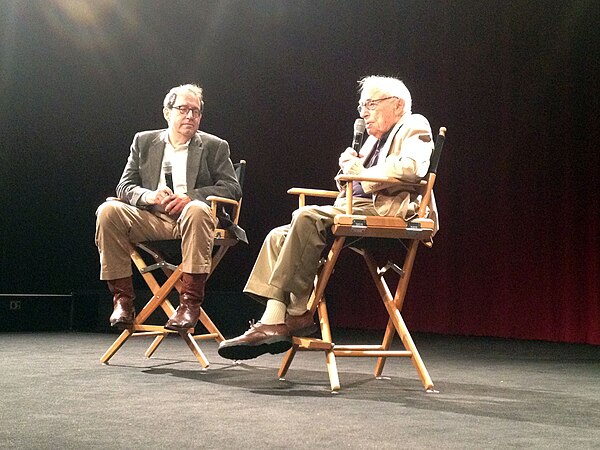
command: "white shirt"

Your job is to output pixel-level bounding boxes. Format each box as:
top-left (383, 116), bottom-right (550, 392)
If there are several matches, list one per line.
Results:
top-left (139, 134), bottom-right (189, 206)
top-left (159, 137), bottom-right (189, 195)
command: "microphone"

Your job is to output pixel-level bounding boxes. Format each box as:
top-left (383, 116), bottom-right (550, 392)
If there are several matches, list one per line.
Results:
top-left (163, 161), bottom-right (174, 193)
top-left (352, 118), bottom-right (366, 155)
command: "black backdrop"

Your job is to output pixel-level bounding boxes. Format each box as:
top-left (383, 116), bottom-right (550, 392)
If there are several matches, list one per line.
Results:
top-left (1, 1), bottom-right (598, 344)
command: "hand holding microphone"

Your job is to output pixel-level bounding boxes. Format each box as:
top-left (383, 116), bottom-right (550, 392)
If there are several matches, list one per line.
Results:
top-left (351, 118), bottom-right (365, 155)
top-left (159, 160), bottom-right (190, 215)
top-left (163, 160), bottom-right (174, 194)
top-left (339, 118), bottom-right (365, 173)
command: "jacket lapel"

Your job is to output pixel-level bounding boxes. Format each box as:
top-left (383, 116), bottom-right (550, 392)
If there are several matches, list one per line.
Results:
top-left (147, 132), bottom-right (167, 190)
top-left (380, 116), bottom-right (407, 159)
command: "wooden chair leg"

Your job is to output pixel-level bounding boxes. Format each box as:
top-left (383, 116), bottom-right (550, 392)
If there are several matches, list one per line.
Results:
top-left (277, 238), bottom-right (345, 391)
top-left (100, 329), bottom-right (133, 364)
top-left (145, 335), bottom-right (166, 358)
top-left (198, 308), bottom-right (225, 342)
top-left (320, 299), bottom-right (340, 391)
top-left (180, 331), bottom-right (210, 368)
top-left (387, 305), bottom-right (434, 391)
top-left (374, 319), bottom-right (396, 377)
top-left (278, 345), bottom-right (298, 379)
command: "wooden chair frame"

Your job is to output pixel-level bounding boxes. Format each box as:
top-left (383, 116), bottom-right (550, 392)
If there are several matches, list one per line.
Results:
top-left (278, 129), bottom-right (446, 391)
top-left (100, 160), bottom-right (246, 368)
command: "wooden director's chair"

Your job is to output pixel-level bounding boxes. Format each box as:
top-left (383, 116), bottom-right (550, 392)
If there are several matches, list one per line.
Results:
top-left (100, 160), bottom-right (247, 368)
top-left (278, 129), bottom-right (446, 392)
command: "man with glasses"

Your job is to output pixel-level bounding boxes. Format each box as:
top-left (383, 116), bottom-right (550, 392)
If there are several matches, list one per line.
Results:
top-left (95, 83), bottom-right (241, 331)
top-left (218, 75), bottom-right (435, 360)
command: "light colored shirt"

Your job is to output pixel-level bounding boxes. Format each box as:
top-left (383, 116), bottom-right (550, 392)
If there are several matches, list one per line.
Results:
top-left (159, 138), bottom-right (189, 195)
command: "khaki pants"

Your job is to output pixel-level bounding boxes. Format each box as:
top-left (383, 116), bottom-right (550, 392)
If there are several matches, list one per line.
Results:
top-left (244, 197), bottom-right (376, 308)
top-left (95, 200), bottom-right (217, 280)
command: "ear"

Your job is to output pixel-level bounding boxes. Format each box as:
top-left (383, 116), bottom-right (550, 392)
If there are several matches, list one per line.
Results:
top-left (396, 98), bottom-right (405, 113)
top-left (163, 107), bottom-right (170, 122)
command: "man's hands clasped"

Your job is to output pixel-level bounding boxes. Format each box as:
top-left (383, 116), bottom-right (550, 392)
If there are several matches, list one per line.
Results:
top-left (146, 188), bottom-right (191, 216)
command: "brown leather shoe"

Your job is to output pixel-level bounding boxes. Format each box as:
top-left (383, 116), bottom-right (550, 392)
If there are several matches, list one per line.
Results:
top-left (218, 322), bottom-right (292, 360)
top-left (165, 273), bottom-right (207, 331)
top-left (286, 311), bottom-right (318, 337)
top-left (108, 277), bottom-right (135, 328)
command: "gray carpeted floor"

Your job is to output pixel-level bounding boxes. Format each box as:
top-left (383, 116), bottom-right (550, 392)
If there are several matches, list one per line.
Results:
top-left (1, 331), bottom-right (599, 449)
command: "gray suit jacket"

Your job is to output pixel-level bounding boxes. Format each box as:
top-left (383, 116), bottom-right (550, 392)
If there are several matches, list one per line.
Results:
top-left (116, 129), bottom-right (242, 207)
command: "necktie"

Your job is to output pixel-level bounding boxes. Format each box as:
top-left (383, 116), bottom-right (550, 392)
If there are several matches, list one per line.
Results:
top-left (363, 139), bottom-right (382, 168)
top-left (350, 139), bottom-right (382, 198)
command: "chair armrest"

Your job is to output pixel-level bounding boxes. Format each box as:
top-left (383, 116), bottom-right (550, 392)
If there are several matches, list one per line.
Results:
top-left (287, 187), bottom-right (339, 208)
top-left (206, 195), bottom-right (240, 206)
top-left (335, 174), bottom-right (426, 188)
top-left (334, 174), bottom-right (428, 214)
top-left (287, 188), bottom-right (340, 198)
top-left (206, 195), bottom-right (242, 224)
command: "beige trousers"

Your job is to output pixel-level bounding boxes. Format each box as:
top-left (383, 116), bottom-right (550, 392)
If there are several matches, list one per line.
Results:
top-left (244, 197), bottom-right (377, 308)
top-left (95, 200), bottom-right (217, 280)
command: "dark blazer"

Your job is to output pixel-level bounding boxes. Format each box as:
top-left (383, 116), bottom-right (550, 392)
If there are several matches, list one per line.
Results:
top-left (116, 129), bottom-right (242, 207)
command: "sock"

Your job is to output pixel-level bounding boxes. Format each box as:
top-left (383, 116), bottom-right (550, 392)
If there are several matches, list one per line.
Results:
top-left (260, 299), bottom-right (287, 325)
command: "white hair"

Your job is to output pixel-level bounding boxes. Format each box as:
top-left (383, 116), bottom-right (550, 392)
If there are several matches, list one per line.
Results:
top-left (163, 83), bottom-right (203, 108)
top-left (358, 76), bottom-right (412, 113)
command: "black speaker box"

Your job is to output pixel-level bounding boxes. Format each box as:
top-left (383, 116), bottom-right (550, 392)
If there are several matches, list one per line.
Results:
top-left (0, 294), bottom-right (74, 332)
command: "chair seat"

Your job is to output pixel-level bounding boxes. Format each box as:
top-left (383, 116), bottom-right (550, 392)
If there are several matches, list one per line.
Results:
top-left (332, 214), bottom-right (435, 239)
top-left (213, 228), bottom-right (243, 245)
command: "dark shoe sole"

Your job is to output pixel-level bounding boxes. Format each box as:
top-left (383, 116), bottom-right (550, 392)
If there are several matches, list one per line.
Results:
top-left (218, 337), bottom-right (292, 360)
top-left (110, 319), bottom-right (134, 329)
top-left (164, 322), bottom-right (197, 332)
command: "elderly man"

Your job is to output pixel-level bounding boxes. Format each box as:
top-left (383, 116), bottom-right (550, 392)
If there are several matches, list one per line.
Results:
top-left (95, 83), bottom-right (241, 331)
top-left (218, 75), bottom-right (435, 360)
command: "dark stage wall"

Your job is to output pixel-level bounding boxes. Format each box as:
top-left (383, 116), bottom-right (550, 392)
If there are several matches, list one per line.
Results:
top-left (1, 1), bottom-right (598, 344)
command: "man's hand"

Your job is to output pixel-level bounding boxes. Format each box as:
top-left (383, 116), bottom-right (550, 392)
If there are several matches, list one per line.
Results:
top-left (145, 188), bottom-right (173, 205)
top-left (339, 147), bottom-right (363, 174)
top-left (162, 193), bottom-right (191, 216)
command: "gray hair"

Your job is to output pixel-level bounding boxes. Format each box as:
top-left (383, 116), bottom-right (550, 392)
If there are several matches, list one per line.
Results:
top-left (163, 83), bottom-right (204, 109)
top-left (358, 76), bottom-right (412, 113)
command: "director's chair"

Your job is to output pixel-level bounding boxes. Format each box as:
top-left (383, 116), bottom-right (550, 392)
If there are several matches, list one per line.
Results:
top-left (278, 128), bottom-right (446, 391)
top-left (100, 160), bottom-right (247, 368)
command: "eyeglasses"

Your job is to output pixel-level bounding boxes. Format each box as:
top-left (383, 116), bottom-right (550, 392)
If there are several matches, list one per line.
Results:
top-left (357, 96), bottom-right (397, 114)
top-left (170, 105), bottom-right (202, 118)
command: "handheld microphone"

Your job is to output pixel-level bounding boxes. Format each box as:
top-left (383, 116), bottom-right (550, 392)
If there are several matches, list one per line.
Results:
top-left (352, 118), bottom-right (366, 155)
top-left (163, 161), bottom-right (174, 193)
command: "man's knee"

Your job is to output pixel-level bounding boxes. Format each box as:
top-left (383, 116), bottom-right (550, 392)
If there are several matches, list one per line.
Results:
top-left (265, 225), bottom-right (288, 247)
top-left (182, 200), bottom-right (212, 219)
top-left (180, 201), bottom-right (216, 231)
top-left (291, 205), bottom-right (328, 228)
top-left (96, 200), bottom-right (127, 222)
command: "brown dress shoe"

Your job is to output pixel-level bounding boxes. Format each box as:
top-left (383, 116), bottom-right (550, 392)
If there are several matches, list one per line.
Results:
top-left (286, 311), bottom-right (318, 337)
top-left (218, 322), bottom-right (292, 360)
top-left (165, 273), bottom-right (207, 331)
top-left (107, 277), bottom-right (135, 328)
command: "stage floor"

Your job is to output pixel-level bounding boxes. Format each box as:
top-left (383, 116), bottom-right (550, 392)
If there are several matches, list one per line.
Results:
top-left (1, 331), bottom-right (599, 448)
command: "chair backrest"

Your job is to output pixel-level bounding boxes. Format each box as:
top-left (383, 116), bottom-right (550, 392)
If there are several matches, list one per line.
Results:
top-left (417, 127), bottom-right (445, 218)
top-left (429, 127), bottom-right (446, 175)
top-left (231, 160), bottom-right (246, 224)
top-left (234, 160), bottom-right (247, 189)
